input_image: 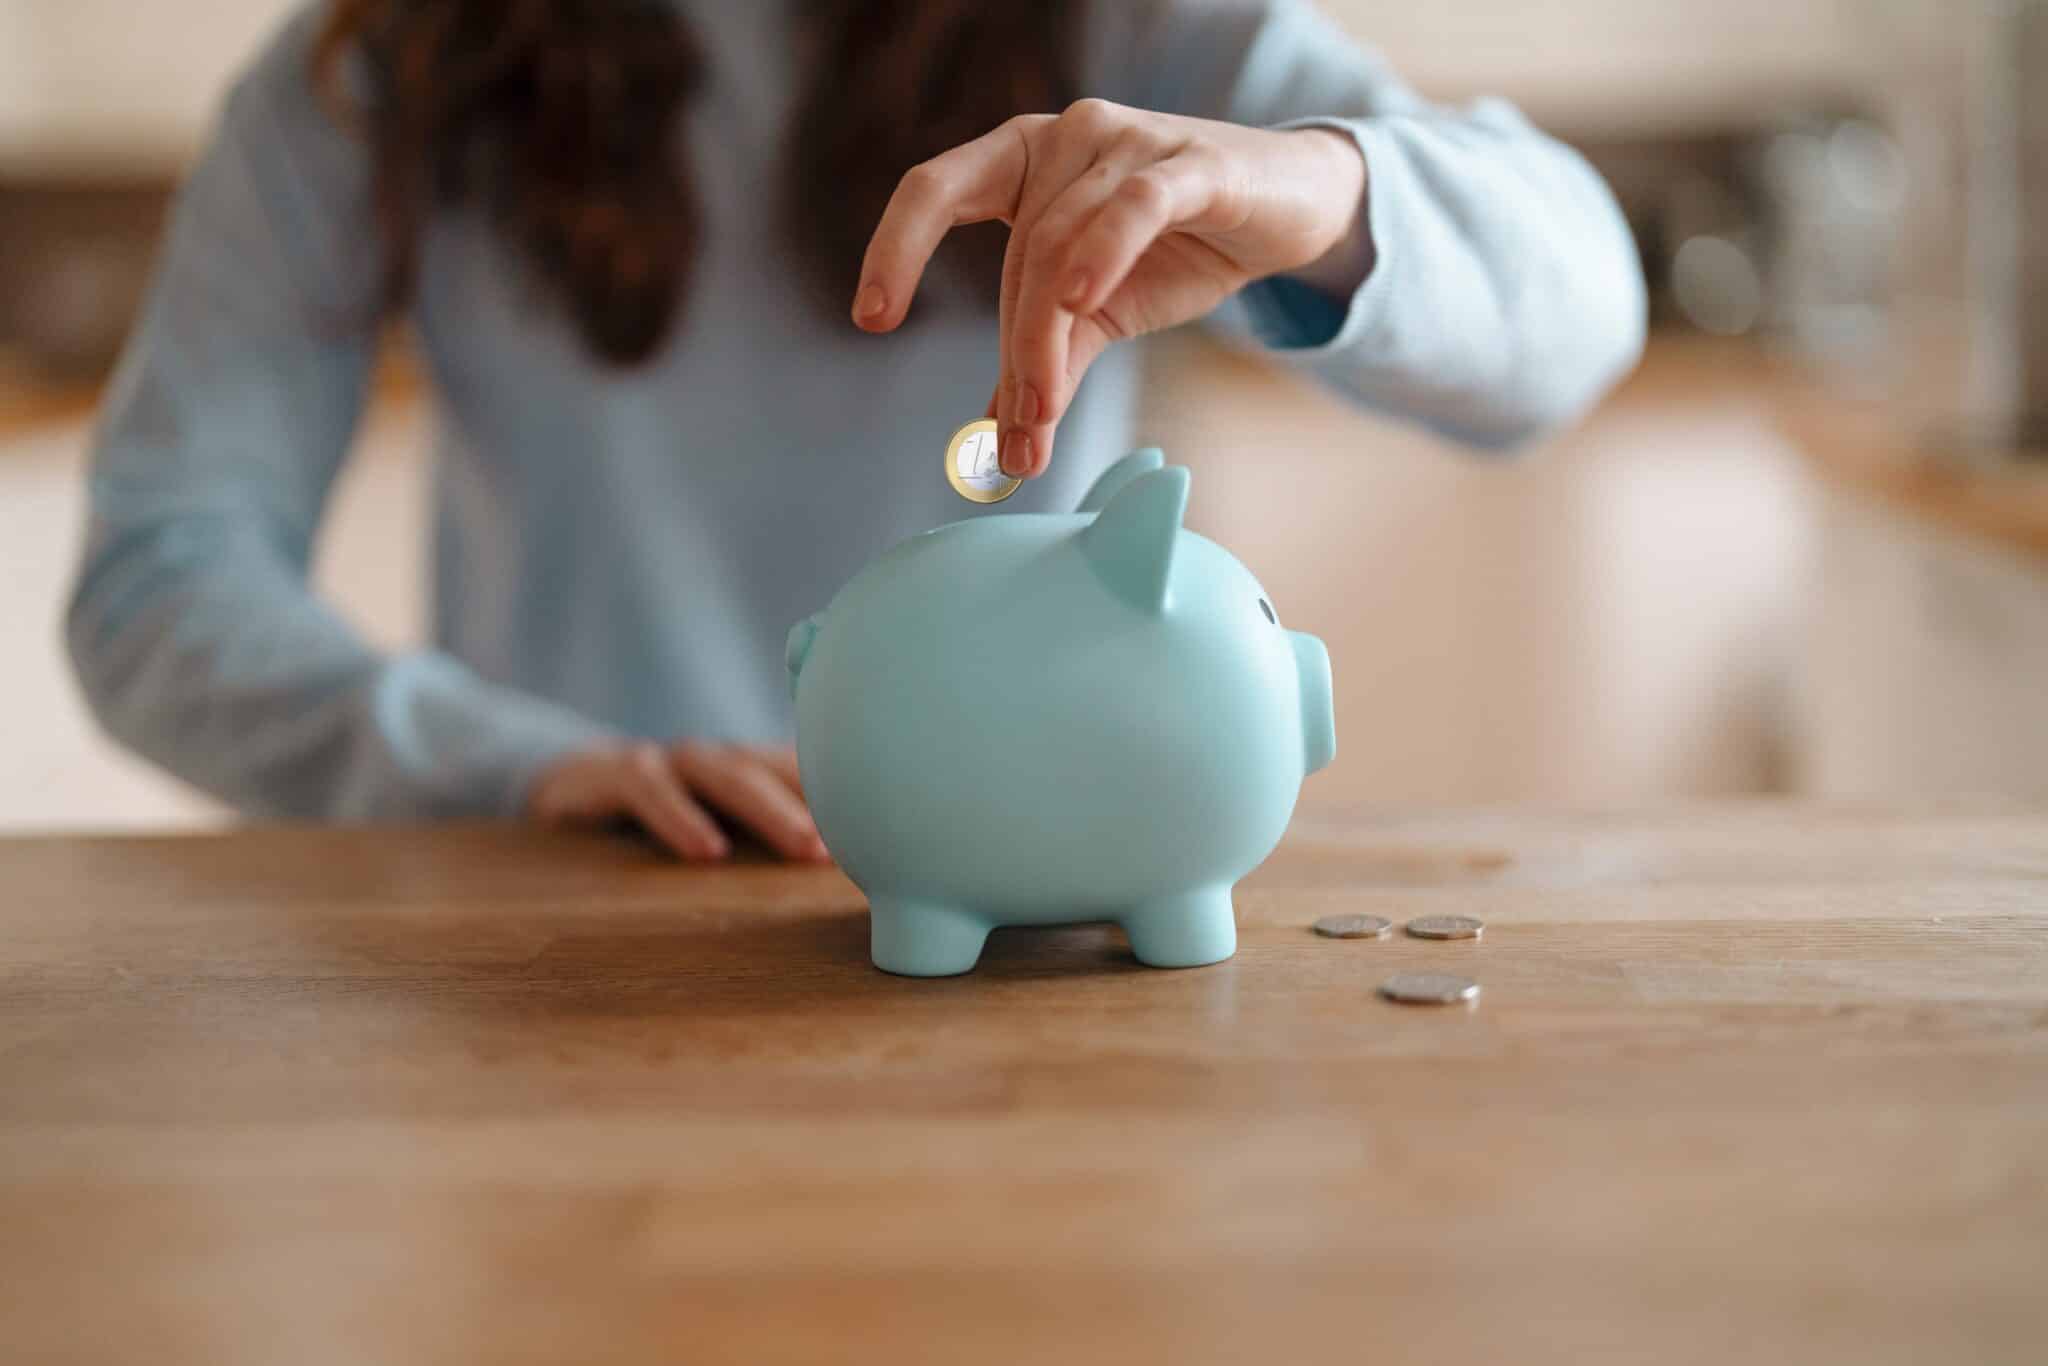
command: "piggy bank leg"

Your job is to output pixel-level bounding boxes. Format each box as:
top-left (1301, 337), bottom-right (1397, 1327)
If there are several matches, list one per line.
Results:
top-left (869, 899), bottom-right (991, 977)
top-left (1119, 888), bottom-right (1237, 969)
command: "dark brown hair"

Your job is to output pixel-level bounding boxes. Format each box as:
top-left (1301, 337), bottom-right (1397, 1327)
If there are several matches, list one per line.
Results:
top-left (313, 0), bottom-right (1085, 366)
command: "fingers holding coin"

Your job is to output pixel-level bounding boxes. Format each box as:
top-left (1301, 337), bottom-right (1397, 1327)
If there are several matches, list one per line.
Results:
top-left (855, 101), bottom-right (1274, 484)
top-left (1000, 123), bottom-right (1161, 473)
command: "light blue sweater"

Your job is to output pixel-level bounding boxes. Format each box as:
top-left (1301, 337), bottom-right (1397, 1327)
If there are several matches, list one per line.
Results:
top-left (67, 0), bottom-right (1644, 822)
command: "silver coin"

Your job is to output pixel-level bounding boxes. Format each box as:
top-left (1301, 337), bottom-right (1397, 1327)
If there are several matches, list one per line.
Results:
top-left (1405, 914), bottom-right (1484, 941)
top-left (1312, 913), bottom-right (1392, 940)
top-left (1379, 972), bottom-right (1481, 1005)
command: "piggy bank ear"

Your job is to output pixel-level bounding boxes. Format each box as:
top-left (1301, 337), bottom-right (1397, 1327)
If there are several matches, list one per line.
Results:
top-left (785, 612), bottom-right (822, 701)
top-left (1076, 446), bottom-right (1165, 514)
top-left (1082, 465), bottom-right (1189, 613)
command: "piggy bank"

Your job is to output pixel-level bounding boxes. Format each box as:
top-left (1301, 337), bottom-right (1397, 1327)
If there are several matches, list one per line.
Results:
top-left (786, 447), bottom-right (1335, 976)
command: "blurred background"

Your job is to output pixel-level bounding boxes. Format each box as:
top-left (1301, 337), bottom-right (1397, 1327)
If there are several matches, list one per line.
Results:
top-left (3, 0), bottom-right (2045, 829)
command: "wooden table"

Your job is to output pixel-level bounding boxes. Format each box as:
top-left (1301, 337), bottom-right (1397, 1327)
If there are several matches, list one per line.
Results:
top-left (4, 807), bottom-right (2045, 1364)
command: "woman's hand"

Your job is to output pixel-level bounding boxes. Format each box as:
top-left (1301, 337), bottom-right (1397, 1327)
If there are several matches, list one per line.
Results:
top-left (854, 100), bottom-right (1370, 478)
top-left (526, 741), bottom-right (830, 863)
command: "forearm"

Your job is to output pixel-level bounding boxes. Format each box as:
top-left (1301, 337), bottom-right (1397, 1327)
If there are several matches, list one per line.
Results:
top-left (1130, 0), bottom-right (1646, 448)
top-left (1233, 106), bottom-right (1647, 449)
top-left (67, 516), bottom-right (612, 822)
top-left (58, 4), bottom-right (620, 820)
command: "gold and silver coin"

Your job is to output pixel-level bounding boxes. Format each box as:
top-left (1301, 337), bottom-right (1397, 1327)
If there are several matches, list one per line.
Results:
top-left (943, 418), bottom-right (1021, 504)
top-left (1405, 914), bottom-right (1484, 941)
top-left (1378, 972), bottom-right (1481, 1006)
top-left (1312, 913), bottom-right (1392, 940)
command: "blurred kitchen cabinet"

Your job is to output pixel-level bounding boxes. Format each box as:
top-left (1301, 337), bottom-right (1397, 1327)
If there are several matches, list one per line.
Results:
top-left (0, 182), bottom-right (169, 378)
top-left (1796, 493), bottom-right (2048, 799)
top-left (1786, 432), bottom-right (2048, 800)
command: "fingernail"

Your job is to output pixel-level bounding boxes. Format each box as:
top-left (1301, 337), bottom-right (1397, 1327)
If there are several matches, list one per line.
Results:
top-left (1000, 429), bottom-right (1031, 477)
top-left (806, 836), bottom-right (830, 861)
top-left (1014, 381), bottom-right (1042, 425)
top-left (1063, 270), bottom-right (1091, 308)
top-left (700, 835), bottom-right (730, 860)
top-left (854, 283), bottom-right (885, 320)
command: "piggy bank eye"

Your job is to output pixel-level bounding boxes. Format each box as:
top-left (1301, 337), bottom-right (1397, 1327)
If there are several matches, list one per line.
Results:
top-left (1258, 597), bottom-right (1276, 625)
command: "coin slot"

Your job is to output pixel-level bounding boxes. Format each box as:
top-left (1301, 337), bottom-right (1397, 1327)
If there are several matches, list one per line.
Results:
top-left (1258, 597), bottom-right (1276, 624)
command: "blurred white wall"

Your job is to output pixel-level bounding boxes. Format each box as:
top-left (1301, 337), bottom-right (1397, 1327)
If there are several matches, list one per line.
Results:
top-left (1327, 0), bottom-right (1909, 132)
top-left (0, 0), bottom-right (295, 175)
top-left (0, 0), bottom-right (1935, 174)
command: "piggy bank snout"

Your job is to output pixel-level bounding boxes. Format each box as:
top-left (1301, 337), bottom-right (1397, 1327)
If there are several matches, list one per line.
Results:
top-left (1289, 630), bottom-right (1336, 775)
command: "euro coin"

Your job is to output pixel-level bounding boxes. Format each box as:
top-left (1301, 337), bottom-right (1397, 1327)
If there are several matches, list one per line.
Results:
top-left (943, 418), bottom-right (1021, 504)
top-left (1379, 972), bottom-right (1481, 1005)
top-left (1405, 914), bottom-right (1484, 941)
top-left (1312, 913), bottom-right (1392, 940)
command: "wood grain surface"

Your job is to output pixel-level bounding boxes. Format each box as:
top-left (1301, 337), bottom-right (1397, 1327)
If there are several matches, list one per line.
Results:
top-left (2, 805), bottom-right (2045, 1364)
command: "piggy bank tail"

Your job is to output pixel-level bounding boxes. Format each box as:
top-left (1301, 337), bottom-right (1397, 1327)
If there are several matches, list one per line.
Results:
top-left (785, 612), bottom-right (824, 701)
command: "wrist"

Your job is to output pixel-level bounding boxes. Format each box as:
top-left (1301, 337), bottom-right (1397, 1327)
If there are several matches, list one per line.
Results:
top-left (1282, 127), bottom-right (1374, 298)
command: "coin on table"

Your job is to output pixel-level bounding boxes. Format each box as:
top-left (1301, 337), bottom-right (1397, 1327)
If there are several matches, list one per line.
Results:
top-left (1312, 913), bottom-right (1392, 940)
top-left (1379, 972), bottom-right (1481, 1006)
top-left (943, 418), bottom-right (1021, 504)
top-left (1405, 914), bottom-right (1484, 941)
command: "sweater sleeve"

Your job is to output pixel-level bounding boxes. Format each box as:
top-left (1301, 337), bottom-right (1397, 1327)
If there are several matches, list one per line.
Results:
top-left (64, 6), bottom-right (613, 822)
top-left (1106, 0), bottom-right (1647, 450)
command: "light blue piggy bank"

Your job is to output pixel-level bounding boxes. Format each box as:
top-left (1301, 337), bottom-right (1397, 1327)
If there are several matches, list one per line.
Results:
top-left (786, 448), bottom-right (1335, 976)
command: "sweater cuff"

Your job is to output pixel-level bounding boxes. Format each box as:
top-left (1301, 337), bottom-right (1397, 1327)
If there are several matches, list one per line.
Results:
top-left (347, 652), bottom-right (622, 822)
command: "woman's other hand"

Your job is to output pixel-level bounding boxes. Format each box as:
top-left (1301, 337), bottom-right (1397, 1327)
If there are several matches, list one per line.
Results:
top-left (526, 742), bottom-right (830, 863)
top-left (854, 100), bottom-right (1370, 479)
